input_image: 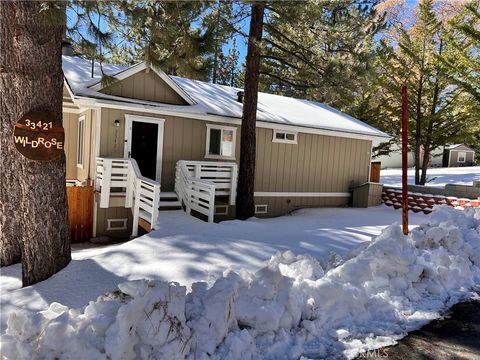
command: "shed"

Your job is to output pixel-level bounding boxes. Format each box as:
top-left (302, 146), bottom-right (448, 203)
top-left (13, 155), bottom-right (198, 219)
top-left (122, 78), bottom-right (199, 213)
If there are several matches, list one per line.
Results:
top-left (443, 144), bottom-right (476, 167)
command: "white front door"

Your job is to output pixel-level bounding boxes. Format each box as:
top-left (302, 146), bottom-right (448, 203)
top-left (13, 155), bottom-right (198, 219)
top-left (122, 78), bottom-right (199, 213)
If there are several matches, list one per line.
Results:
top-left (124, 114), bottom-right (165, 181)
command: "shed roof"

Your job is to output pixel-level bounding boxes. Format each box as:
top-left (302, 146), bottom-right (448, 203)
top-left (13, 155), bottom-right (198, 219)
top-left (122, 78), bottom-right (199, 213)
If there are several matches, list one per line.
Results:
top-left (63, 56), bottom-right (389, 140)
top-left (448, 144), bottom-right (475, 152)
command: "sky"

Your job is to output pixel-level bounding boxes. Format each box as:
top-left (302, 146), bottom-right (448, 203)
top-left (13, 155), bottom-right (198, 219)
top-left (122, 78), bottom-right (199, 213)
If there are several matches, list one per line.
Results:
top-left (66, 3), bottom-right (250, 67)
top-left (65, 1), bottom-right (425, 73)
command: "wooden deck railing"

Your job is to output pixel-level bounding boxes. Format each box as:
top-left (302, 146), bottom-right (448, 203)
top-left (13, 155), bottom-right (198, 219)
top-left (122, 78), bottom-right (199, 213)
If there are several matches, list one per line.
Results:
top-left (175, 160), bottom-right (238, 222)
top-left (95, 157), bottom-right (160, 236)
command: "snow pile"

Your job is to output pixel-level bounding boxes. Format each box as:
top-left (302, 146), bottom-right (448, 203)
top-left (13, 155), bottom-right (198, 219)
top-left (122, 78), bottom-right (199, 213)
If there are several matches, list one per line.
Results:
top-left (1, 281), bottom-right (191, 360)
top-left (2, 206), bottom-right (480, 360)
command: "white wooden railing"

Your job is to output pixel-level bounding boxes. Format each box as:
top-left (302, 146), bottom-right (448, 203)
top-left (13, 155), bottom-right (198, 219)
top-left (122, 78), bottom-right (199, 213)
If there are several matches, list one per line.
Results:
top-left (175, 160), bottom-right (238, 222)
top-left (96, 157), bottom-right (160, 236)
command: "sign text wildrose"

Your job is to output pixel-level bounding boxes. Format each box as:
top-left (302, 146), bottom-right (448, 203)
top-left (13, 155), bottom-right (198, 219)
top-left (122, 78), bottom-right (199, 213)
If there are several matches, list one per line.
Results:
top-left (13, 111), bottom-right (65, 161)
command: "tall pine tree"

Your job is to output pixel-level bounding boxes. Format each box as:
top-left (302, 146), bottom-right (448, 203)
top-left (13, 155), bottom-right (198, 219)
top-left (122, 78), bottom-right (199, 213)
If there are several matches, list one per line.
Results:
top-left (372, 0), bottom-right (478, 184)
top-left (259, 0), bottom-right (384, 113)
top-left (108, 1), bottom-right (223, 79)
top-left (236, 2), bottom-right (265, 220)
top-left (0, 1), bottom-right (71, 285)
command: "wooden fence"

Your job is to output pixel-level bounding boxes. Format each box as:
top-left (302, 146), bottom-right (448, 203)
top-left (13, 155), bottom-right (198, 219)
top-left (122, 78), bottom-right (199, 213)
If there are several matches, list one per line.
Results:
top-left (67, 185), bottom-right (94, 243)
top-left (370, 161), bottom-right (381, 183)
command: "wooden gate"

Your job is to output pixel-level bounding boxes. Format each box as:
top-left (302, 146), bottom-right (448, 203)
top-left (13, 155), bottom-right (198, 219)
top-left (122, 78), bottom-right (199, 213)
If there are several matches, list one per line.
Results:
top-left (370, 161), bottom-right (381, 183)
top-left (67, 185), bottom-right (94, 243)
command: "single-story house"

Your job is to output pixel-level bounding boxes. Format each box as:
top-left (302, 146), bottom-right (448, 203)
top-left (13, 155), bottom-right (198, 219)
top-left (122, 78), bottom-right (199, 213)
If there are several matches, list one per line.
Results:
top-left (61, 54), bottom-right (389, 240)
top-left (373, 144), bottom-right (444, 169)
top-left (443, 144), bottom-right (476, 167)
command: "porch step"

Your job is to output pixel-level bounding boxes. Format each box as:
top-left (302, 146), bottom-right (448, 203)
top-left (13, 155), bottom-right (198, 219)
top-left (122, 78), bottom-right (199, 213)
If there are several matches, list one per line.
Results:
top-left (160, 200), bottom-right (181, 207)
top-left (159, 192), bottom-right (182, 210)
top-left (160, 191), bottom-right (178, 200)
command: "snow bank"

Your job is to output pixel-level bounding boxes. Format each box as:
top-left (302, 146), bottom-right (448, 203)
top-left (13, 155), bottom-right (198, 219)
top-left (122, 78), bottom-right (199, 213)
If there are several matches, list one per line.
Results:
top-left (2, 206), bottom-right (480, 360)
top-left (1, 281), bottom-right (191, 360)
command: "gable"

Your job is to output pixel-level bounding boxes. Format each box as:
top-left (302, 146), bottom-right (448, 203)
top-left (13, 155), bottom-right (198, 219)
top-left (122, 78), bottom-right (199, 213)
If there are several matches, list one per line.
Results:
top-left (63, 84), bottom-right (74, 104)
top-left (450, 144), bottom-right (475, 153)
top-left (100, 69), bottom-right (189, 105)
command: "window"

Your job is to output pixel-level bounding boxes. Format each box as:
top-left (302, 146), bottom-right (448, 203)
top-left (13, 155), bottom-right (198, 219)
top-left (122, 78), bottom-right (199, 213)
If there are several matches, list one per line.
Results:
top-left (272, 130), bottom-right (297, 144)
top-left (255, 204), bottom-right (268, 214)
top-left (77, 116), bottom-right (85, 168)
top-left (457, 151), bottom-right (466, 162)
top-left (206, 124), bottom-right (236, 159)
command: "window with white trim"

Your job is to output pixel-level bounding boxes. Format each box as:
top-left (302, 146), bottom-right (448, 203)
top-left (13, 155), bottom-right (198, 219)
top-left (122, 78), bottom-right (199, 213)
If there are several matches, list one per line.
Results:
top-left (206, 124), bottom-right (236, 159)
top-left (77, 116), bottom-right (85, 168)
top-left (272, 130), bottom-right (297, 144)
top-left (457, 151), bottom-right (466, 162)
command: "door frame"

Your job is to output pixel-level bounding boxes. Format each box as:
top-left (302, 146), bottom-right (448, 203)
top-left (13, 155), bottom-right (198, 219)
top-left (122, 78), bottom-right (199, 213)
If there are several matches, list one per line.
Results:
top-left (124, 114), bottom-right (165, 182)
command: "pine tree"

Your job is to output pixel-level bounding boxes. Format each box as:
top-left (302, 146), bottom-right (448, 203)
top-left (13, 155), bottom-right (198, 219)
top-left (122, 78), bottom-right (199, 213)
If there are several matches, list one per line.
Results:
top-left (208, 0), bottom-right (236, 83)
top-left (66, 1), bottom-right (115, 77)
top-left (216, 38), bottom-right (243, 87)
top-left (259, 0), bottom-right (384, 112)
top-left (372, 0), bottom-right (479, 184)
top-left (236, 2), bottom-right (265, 220)
top-left (0, 1), bottom-right (71, 285)
top-left (441, 0), bottom-right (480, 153)
top-left (108, 1), bottom-right (222, 80)
top-left (441, 1), bottom-right (480, 102)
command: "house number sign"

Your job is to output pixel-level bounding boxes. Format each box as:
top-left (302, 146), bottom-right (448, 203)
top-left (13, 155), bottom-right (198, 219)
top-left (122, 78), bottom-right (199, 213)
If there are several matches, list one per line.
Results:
top-left (13, 111), bottom-right (65, 161)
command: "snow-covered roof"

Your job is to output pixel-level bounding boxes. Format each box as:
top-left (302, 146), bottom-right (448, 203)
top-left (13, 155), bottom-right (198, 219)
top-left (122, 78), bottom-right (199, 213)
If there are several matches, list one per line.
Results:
top-left (448, 144), bottom-right (474, 151)
top-left (63, 56), bottom-right (389, 139)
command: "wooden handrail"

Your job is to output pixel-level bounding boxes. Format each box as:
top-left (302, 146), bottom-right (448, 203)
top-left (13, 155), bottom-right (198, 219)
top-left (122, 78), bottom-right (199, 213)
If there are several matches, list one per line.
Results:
top-left (95, 157), bottom-right (160, 236)
top-left (175, 160), bottom-right (238, 222)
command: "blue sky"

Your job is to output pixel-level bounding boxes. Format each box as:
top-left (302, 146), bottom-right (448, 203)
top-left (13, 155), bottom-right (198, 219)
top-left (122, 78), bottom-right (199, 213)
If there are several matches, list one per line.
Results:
top-left (66, 4), bottom-right (249, 66)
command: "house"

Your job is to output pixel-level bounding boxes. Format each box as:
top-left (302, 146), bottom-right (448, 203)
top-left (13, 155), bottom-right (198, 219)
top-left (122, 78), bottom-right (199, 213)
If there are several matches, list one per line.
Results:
top-left (443, 144), bottom-right (476, 167)
top-left (61, 55), bottom-right (389, 241)
top-left (373, 144), bottom-right (444, 169)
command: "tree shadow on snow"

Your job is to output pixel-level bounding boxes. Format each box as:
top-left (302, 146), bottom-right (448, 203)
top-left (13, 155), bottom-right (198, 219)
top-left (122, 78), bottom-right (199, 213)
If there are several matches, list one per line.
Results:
top-left (0, 259), bottom-right (127, 332)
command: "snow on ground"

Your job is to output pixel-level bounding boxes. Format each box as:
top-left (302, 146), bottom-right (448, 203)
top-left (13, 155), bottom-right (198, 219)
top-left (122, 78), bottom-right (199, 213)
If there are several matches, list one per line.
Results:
top-left (0, 206), bottom-right (427, 334)
top-left (2, 206), bottom-right (480, 360)
top-left (381, 166), bottom-right (480, 188)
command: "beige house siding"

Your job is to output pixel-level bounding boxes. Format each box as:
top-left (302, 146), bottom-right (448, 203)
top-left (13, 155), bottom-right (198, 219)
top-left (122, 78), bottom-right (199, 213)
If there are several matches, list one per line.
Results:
top-left (63, 112), bottom-right (78, 180)
top-left (253, 197), bottom-right (348, 217)
top-left (99, 107), bottom-right (371, 196)
top-left (101, 69), bottom-right (188, 105)
top-left (89, 110), bottom-right (99, 180)
top-left (63, 109), bottom-right (96, 183)
top-left (255, 128), bottom-right (371, 193)
top-left (99, 108), bottom-right (240, 191)
top-left (96, 207), bottom-right (133, 238)
top-left (76, 109), bottom-right (95, 183)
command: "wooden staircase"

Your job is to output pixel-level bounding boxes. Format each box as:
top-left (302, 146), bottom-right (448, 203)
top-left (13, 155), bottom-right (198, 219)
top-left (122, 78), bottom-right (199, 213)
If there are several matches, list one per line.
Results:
top-left (95, 157), bottom-right (160, 237)
top-left (159, 192), bottom-right (182, 211)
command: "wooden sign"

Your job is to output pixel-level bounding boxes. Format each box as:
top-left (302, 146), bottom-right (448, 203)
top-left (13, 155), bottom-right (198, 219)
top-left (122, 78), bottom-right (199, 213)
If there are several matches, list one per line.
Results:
top-left (13, 111), bottom-right (65, 161)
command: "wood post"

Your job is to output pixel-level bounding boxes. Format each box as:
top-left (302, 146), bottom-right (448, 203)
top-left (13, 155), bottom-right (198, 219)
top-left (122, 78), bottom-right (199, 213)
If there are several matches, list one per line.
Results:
top-left (100, 158), bottom-right (111, 208)
top-left (132, 179), bottom-right (141, 237)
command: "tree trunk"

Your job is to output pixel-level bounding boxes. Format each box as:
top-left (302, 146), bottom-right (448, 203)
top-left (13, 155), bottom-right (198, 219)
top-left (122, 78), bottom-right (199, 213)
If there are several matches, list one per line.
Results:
top-left (414, 35), bottom-right (428, 185)
top-left (211, 0), bottom-right (221, 84)
top-left (236, 2), bottom-right (265, 220)
top-left (0, 1), bottom-right (71, 285)
top-left (414, 78), bottom-right (424, 185)
top-left (420, 146), bottom-right (430, 185)
top-left (420, 40), bottom-right (443, 186)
